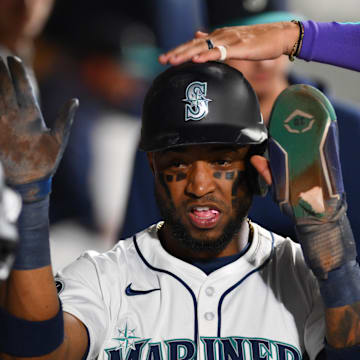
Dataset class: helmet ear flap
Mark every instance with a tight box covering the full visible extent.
[245,144,269,197]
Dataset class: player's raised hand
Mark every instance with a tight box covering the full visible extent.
[250,155,272,187]
[0,56,78,186]
[158,21,300,66]
[268,84,357,279]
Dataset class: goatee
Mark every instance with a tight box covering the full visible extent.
[155,188,252,253]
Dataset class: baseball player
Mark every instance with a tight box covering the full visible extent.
[0,57,360,360]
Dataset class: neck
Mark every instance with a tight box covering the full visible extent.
[158,219,251,262]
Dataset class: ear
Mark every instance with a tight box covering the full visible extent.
[147,152,155,174]
[250,155,272,186]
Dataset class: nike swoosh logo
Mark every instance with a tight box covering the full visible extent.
[125,283,160,296]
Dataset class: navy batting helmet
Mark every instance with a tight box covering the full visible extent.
[140,61,268,195]
[140,61,267,151]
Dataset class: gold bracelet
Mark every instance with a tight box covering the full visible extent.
[296,21,305,57]
[289,20,303,62]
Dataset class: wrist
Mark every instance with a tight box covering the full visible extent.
[13,196,51,270]
[319,260,360,308]
[0,300,64,357]
[284,20,302,57]
[295,208,357,279]
[12,176,52,203]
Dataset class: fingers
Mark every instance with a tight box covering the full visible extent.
[159,32,216,64]
[159,38,222,65]
[51,98,79,174]
[0,57,18,116]
[7,56,39,112]
[52,98,79,146]
[195,31,208,39]
[159,28,234,65]
[158,41,202,65]
[250,155,272,186]
[159,23,289,67]
[193,47,226,63]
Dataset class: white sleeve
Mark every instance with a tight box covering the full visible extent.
[304,275,326,360]
[55,251,110,359]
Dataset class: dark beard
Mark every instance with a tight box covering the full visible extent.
[155,185,252,254]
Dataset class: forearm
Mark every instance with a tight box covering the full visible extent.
[319,260,360,348]
[295,210,360,351]
[0,271,67,360]
[298,21,360,72]
[0,195,58,319]
[326,302,360,348]
[0,311,81,360]
[0,197,66,359]
[0,245,87,359]
[1,267,59,319]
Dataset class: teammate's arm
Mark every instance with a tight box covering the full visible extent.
[0,56,88,359]
[159,20,360,72]
[252,132,360,354]
[159,21,299,65]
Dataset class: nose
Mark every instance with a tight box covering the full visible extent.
[185,161,216,198]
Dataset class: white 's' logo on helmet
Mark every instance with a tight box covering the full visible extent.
[182,81,212,121]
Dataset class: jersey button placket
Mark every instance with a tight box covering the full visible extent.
[205,286,215,296]
[204,287,215,322]
[204,312,215,321]
[198,284,218,338]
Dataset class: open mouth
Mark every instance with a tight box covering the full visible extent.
[188,206,221,229]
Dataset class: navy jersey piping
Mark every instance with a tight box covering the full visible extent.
[133,235,199,346]
[217,231,275,337]
[81,325,90,360]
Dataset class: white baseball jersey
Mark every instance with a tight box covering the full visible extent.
[55,222,325,360]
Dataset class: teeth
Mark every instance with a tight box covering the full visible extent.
[194,207,209,211]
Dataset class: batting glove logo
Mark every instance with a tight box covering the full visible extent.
[284,110,315,134]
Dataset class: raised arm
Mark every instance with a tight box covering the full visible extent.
[159,20,360,72]
[268,84,360,357]
[0,56,87,360]
[159,21,299,65]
